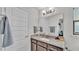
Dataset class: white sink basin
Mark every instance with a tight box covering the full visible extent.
[39,38,49,42]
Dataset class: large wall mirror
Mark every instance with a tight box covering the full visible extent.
[38,7,64,37]
[73,8,79,35]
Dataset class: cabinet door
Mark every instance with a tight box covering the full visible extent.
[31,43,36,51]
[37,45,47,51]
[37,41,47,47]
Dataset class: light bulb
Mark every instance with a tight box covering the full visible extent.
[42,10,46,15]
[49,7,55,12]
[49,7,53,10]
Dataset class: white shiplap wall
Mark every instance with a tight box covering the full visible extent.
[4,7,39,51]
[4,8,30,51]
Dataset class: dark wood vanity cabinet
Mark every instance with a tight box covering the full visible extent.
[31,38,63,51]
[31,43,36,51]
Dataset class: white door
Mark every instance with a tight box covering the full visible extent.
[5,8,30,51]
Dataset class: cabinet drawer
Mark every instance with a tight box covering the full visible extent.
[48,44,63,51]
[37,45,46,51]
[31,39,36,43]
[37,41,47,47]
[48,45,57,51]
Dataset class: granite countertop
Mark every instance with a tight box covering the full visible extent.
[31,35,65,48]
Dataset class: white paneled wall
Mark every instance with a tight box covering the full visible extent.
[2,7,39,51]
[28,8,39,34]
[4,8,29,51]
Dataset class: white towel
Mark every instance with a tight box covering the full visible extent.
[0,16,13,47]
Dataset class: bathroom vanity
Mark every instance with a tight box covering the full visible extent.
[31,35,64,51]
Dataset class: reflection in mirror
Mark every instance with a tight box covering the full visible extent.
[49,26,55,33]
[33,26,37,33]
[48,14,64,36]
[38,7,64,40]
[40,27,43,32]
[58,18,63,36]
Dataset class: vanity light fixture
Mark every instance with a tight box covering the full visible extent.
[42,7,56,16]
